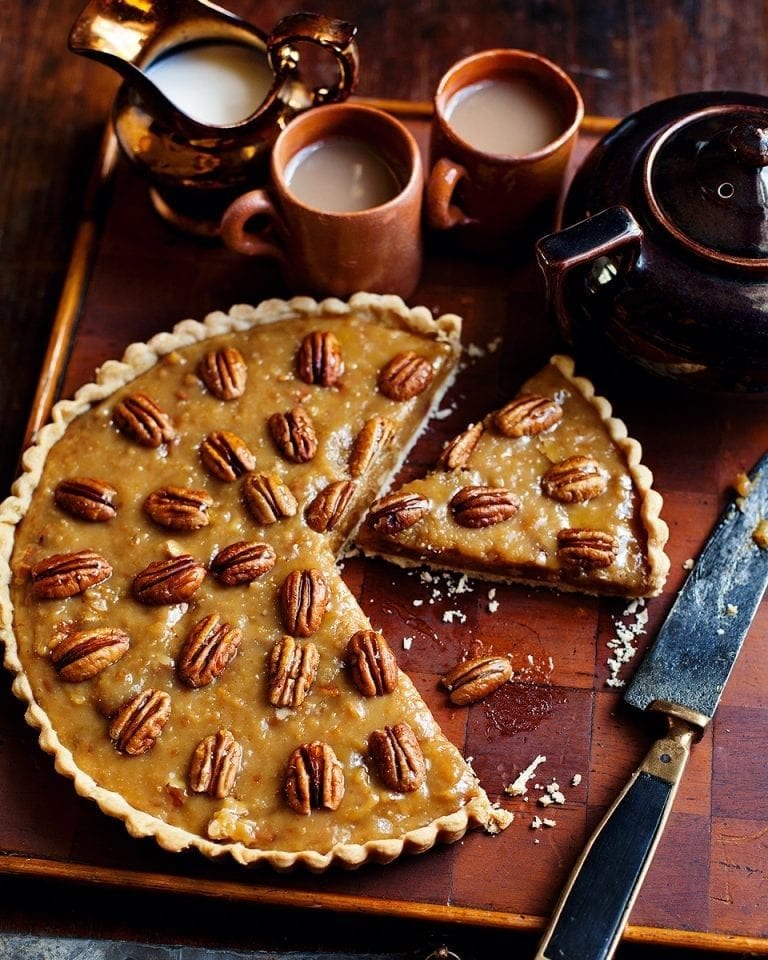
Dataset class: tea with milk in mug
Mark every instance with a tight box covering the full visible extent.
[445,77,566,155]
[284,137,402,213]
[145,42,274,126]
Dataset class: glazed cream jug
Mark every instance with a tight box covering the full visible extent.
[69,0,359,234]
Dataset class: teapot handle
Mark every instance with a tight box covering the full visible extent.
[268,13,359,106]
[536,206,643,341]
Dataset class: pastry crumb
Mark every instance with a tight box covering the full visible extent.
[682,557,694,570]
[505,754,547,797]
[571,773,582,787]
[402,636,413,650]
[753,519,768,549]
[606,598,648,688]
[725,603,738,616]
[486,804,515,834]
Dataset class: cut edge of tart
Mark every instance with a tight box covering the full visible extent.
[356,354,670,598]
[0,292,510,872]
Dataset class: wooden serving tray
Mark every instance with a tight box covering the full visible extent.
[3,103,767,955]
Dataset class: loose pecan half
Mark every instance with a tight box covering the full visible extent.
[284,741,344,815]
[541,455,608,503]
[268,406,318,463]
[305,480,357,533]
[280,569,329,637]
[557,528,618,568]
[369,722,425,793]
[449,485,520,528]
[377,351,435,401]
[132,554,206,605]
[366,491,430,535]
[30,550,112,599]
[177,613,242,688]
[109,688,171,756]
[268,635,320,708]
[242,472,298,525]
[493,393,563,438]
[296,330,345,387]
[198,346,247,400]
[113,392,175,447]
[50,626,130,682]
[199,430,256,482]
[437,422,484,471]
[346,630,398,697]
[189,729,243,798]
[210,540,276,586]
[143,486,213,530]
[54,477,118,522]
[441,654,513,705]
[349,416,395,477]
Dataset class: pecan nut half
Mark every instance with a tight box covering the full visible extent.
[210,540,276,586]
[143,486,213,530]
[189,729,243,798]
[132,554,206,605]
[541,455,608,503]
[199,430,257,482]
[280,568,329,637]
[30,550,112,599]
[50,626,130,682]
[198,346,248,400]
[369,722,425,793]
[177,613,242,688]
[441,654,513,705]
[366,491,430,536]
[268,406,318,463]
[377,351,435,401]
[493,393,563,438]
[437,421,484,471]
[346,630,398,697]
[109,688,171,756]
[113,392,175,447]
[349,416,395,477]
[557,528,618,568]
[296,330,345,387]
[449,485,520,528]
[242,472,298,525]
[284,741,344,815]
[305,480,357,533]
[267,635,320,708]
[54,477,118,522]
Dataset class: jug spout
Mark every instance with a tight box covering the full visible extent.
[68,0,255,80]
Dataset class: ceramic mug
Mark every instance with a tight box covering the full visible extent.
[220,103,424,298]
[426,49,584,254]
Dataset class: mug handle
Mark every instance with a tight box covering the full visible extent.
[267,13,360,105]
[426,157,477,230]
[220,191,286,261]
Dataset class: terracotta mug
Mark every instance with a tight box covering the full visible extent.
[427,49,584,254]
[220,103,423,299]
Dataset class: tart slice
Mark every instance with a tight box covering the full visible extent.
[0,293,507,872]
[357,355,669,598]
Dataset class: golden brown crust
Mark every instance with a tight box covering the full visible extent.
[0,293,497,872]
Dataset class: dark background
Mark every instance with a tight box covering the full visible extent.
[1,2,767,958]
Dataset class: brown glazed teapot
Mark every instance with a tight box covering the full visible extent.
[536,92,768,394]
[69,0,359,234]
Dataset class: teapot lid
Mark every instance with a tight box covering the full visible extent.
[644,104,768,267]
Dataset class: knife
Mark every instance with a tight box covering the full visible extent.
[534,451,768,960]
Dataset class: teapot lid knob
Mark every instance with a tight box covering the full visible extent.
[727,121,768,167]
[645,105,768,266]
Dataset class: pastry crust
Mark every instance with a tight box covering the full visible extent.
[357,354,670,598]
[0,293,505,872]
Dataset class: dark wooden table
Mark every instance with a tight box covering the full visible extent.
[1,2,766,958]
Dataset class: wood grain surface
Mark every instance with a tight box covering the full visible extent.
[2,3,768,959]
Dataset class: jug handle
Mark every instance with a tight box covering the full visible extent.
[268,13,359,106]
[535,206,643,341]
[426,158,479,230]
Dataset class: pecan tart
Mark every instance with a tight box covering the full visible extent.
[357,355,669,597]
[0,294,506,871]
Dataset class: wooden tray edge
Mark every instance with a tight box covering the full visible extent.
[0,854,764,955]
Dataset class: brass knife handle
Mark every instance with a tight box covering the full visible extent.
[533,718,697,960]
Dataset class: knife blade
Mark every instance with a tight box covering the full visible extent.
[534,451,768,960]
